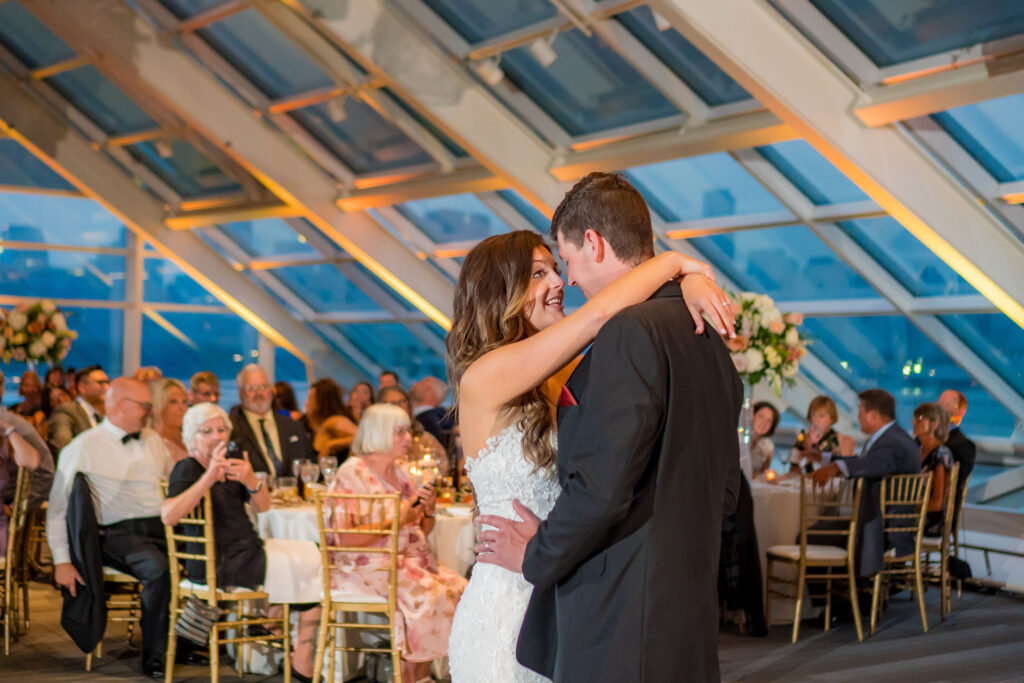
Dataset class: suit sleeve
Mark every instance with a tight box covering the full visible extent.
[839,439,912,479]
[47,407,74,455]
[522,315,665,592]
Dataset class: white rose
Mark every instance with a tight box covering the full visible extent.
[731,352,748,373]
[745,348,764,373]
[41,300,56,314]
[28,341,47,358]
[8,311,27,330]
[785,327,800,347]
[765,346,782,368]
[52,313,68,333]
[41,331,57,348]
[782,362,799,378]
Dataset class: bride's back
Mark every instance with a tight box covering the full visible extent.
[466,423,559,521]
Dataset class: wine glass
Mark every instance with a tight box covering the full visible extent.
[319,455,338,484]
[300,461,320,500]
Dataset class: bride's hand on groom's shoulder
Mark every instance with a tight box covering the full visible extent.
[680,274,736,338]
[475,500,540,574]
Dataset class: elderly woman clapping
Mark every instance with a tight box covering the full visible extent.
[162,403,322,681]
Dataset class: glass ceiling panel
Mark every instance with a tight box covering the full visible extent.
[933,93,1024,182]
[47,66,158,135]
[334,323,446,385]
[275,263,384,312]
[292,98,434,174]
[496,189,549,233]
[0,192,125,247]
[629,153,786,221]
[940,313,1024,396]
[841,217,977,297]
[423,0,558,43]
[159,0,232,19]
[0,140,77,192]
[141,311,258,393]
[198,8,334,99]
[127,139,242,197]
[383,88,468,158]
[219,218,319,258]
[803,315,1017,438]
[0,1,76,69]
[274,346,312,402]
[143,256,219,305]
[499,28,680,136]
[689,224,878,301]
[807,0,1024,68]
[0,249,124,300]
[398,194,512,243]
[757,140,868,205]
[616,6,751,106]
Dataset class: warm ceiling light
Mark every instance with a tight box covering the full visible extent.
[529,33,558,68]
[473,56,505,86]
[326,97,347,123]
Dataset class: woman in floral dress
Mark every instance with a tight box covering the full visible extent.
[328,403,466,683]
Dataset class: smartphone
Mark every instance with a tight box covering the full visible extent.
[226,440,243,460]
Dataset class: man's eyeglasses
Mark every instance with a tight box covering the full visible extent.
[122,397,153,412]
[243,384,271,393]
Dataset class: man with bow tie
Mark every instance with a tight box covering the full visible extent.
[48,377,176,678]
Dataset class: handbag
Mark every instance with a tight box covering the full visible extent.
[174,594,221,646]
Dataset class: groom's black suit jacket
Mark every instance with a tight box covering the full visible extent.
[517,283,742,683]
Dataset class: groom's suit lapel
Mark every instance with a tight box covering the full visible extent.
[555,352,591,486]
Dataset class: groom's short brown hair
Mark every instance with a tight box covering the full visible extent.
[550,172,655,265]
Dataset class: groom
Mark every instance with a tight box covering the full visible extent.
[477,172,742,682]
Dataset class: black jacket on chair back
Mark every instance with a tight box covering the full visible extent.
[60,472,106,653]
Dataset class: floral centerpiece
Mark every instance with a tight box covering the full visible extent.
[1,300,78,366]
[725,291,808,395]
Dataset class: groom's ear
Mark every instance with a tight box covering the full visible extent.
[583,228,605,262]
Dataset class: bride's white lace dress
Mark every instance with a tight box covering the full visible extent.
[448,424,560,682]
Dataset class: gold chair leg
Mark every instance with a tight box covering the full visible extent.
[236,601,245,678]
[312,604,329,683]
[824,567,833,633]
[869,573,882,636]
[210,624,220,683]
[914,558,928,633]
[791,565,805,644]
[391,614,403,683]
[282,603,292,683]
[165,608,178,683]
[940,550,950,621]
[326,612,338,683]
[848,566,864,642]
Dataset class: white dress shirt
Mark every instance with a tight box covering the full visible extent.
[76,396,102,428]
[47,419,172,564]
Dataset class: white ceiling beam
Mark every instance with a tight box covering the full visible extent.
[652,0,1024,330]
[25,0,455,329]
[310,311,431,324]
[0,69,359,382]
[336,167,505,212]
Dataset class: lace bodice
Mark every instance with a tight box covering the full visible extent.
[465,423,561,523]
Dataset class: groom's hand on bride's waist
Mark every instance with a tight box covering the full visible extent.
[475,500,540,574]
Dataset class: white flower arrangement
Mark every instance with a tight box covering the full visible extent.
[1,300,78,365]
[725,291,809,395]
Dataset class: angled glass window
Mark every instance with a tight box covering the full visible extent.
[127,139,241,197]
[347,262,418,313]
[423,0,558,43]
[0,1,76,68]
[0,250,124,300]
[198,8,334,99]
[334,323,446,384]
[808,0,1024,68]
[219,218,319,258]
[275,263,383,312]
[143,256,219,305]
[629,153,786,221]
[292,98,434,174]
[197,230,243,265]
[383,88,468,158]
[616,6,751,106]
[0,192,126,247]
[47,66,158,135]
[398,193,511,243]
[803,315,1017,437]
[841,217,977,297]
[940,313,1024,396]
[141,310,258,393]
[757,140,868,205]
[499,29,680,136]
[689,224,877,301]
[933,94,1024,182]
[274,346,311,402]
[496,189,550,233]
[159,0,234,19]
[0,140,77,192]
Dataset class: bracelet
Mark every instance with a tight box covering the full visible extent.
[423,513,435,519]
[246,480,263,495]
[2,426,15,438]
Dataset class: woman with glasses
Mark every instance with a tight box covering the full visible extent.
[327,403,467,683]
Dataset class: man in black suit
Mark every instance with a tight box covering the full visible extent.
[228,364,313,478]
[409,376,453,449]
[938,389,976,526]
[478,173,741,682]
[810,389,921,575]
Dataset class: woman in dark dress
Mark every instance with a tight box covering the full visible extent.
[163,403,321,681]
[912,402,953,537]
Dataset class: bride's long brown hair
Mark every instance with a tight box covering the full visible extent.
[446,230,556,469]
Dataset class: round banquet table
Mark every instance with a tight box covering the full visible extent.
[749,478,809,625]
[256,503,476,577]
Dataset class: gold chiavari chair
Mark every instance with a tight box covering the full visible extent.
[765,474,864,643]
[84,567,142,671]
[921,463,960,622]
[1,466,33,655]
[951,470,972,599]
[162,487,290,683]
[870,472,932,635]
[313,491,402,683]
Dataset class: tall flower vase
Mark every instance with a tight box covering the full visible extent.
[736,382,754,481]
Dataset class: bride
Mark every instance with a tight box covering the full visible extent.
[445,229,731,681]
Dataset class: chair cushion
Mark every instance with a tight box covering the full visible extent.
[103,566,139,581]
[329,590,388,605]
[766,544,848,562]
[920,536,942,550]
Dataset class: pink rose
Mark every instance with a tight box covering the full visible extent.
[725,334,750,353]
[784,312,804,326]
[355,554,370,566]
[768,319,785,334]
[731,353,748,373]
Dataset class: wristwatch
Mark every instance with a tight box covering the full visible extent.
[2,425,15,438]
[246,480,264,495]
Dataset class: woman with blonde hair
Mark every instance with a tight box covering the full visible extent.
[151,377,189,462]
[790,394,855,474]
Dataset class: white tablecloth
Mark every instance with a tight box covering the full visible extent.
[750,480,805,624]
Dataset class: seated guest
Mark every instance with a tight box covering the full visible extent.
[347,381,374,423]
[0,370,48,554]
[809,389,920,576]
[134,366,163,383]
[273,381,302,422]
[11,370,44,428]
[378,386,447,470]
[378,369,400,392]
[228,364,313,478]
[152,378,189,463]
[188,371,221,405]
[749,401,779,477]
[409,376,454,450]
[791,395,855,474]
[45,367,67,392]
[305,378,357,462]
[937,389,975,528]
[328,404,466,683]
[48,365,109,455]
[39,384,74,440]
[164,403,322,681]
[912,402,953,537]
[48,378,177,677]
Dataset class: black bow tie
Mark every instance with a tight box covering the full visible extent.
[122,432,142,444]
